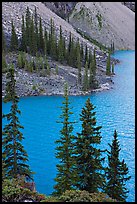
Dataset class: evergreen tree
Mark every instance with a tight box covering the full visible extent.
[30,16,37,55]
[55,64,59,75]
[80,43,84,64]
[84,44,88,65]
[75,38,81,68]
[105,130,131,202]
[83,61,89,91]
[2,54,7,73]
[25,6,31,51]
[74,98,106,192]
[34,6,38,52]
[54,84,77,195]
[58,25,64,63]
[44,27,48,55]
[10,20,18,51]
[49,19,56,59]
[89,61,94,89]
[111,63,115,74]
[2,64,33,180]
[67,32,74,66]
[20,15,26,51]
[93,49,97,76]
[106,52,111,75]
[38,17,45,54]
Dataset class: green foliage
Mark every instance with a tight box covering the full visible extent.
[10,20,18,51]
[17,52,26,69]
[105,130,131,202]
[2,178,45,202]
[40,196,60,202]
[74,98,106,192]
[96,13,102,30]
[54,84,78,195]
[111,63,115,74]
[38,17,45,54]
[59,190,117,202]
[83,60,89,91]
[55,65,59,75]
[59,190,92,202]
[106,52,111,75]
[2,54,7,73]
[20,15,26,51]
[2,64,33,180]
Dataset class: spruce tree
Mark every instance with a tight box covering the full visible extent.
[111,63,115,74]
[84,44,88,65]
[38,17,45,54]
[74,98,106,192]
[20,15,26,51]
[10,20,18,51]
[49,19,56,59]
[30,16,37,55]
[89,61,94,89]
[106,52,111,75]
[2,54,7,73]
[105,130,131,202]
[83,60,89,91]
[54,83,77,195]
[34,6,38,52]
[2,64,33,180]
[58,25,64,63]
[25,6,31,51]
[93,49,97,76]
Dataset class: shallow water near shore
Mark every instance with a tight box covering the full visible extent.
[2,50,135,202]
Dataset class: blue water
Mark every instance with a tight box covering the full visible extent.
[2,50,135,202]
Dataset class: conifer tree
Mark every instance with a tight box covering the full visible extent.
[54,84,77,195]
[84,44,88,65]
[20,15,26,51]
[25,6,31,50]
[111,63,114,74]
[58,25,64,63]
[74,98,106,192]
[105,130,131,202]
[34,6,38,52]
[80,43,84,64]
[2,63,33,180]
[30,16,37,55]
[55,65,59,75]
[10,20,18,51]
[49,19,57,59]
[93,49,97,76]
[83,61,89,91]
[38,17,45,54]
[106,52,111,75]
[89,61,94,89]
[44,27,48,56]
[67,32,74,66]
[2,54,7,73]
[75,38,81,68]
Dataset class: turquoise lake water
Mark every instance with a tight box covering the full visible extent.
[2,50,135,202]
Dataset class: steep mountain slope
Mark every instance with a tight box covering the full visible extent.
[69,2,135,50]
[2,2,98,52]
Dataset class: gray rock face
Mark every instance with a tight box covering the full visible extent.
[69,2,135,50]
